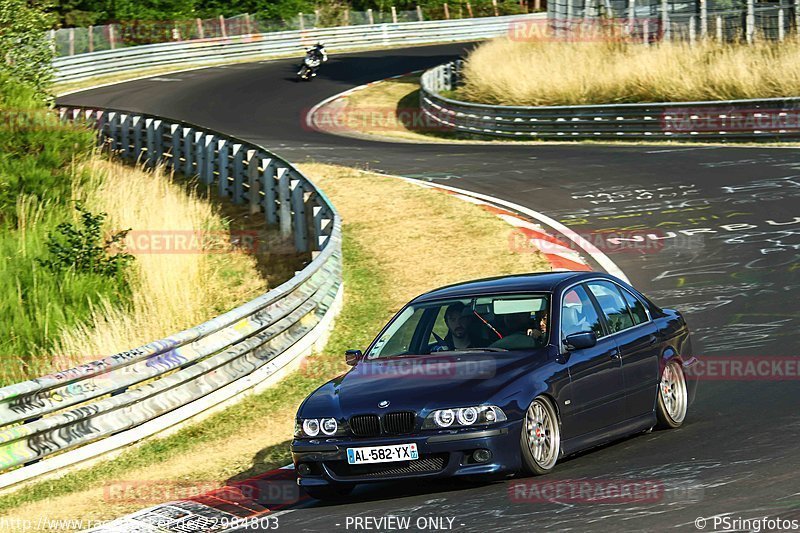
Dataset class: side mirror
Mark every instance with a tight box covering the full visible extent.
[564,331,597,351]
[345,349,363,366]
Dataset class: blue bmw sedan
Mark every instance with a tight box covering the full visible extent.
[292,271,696,500]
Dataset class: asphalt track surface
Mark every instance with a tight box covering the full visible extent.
[59,43,800,532]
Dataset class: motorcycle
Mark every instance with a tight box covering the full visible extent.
[297,54,322,81]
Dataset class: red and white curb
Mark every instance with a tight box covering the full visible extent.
[391,176,629,282]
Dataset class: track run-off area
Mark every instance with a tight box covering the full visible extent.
[59,43,800,532]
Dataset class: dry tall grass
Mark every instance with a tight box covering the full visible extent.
[458,36,800,106]
[53,158,266,365]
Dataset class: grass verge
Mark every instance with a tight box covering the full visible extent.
[458,36,800,106]
[0,164,549,530]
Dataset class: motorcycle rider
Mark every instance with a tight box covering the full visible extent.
[302,41,327,78]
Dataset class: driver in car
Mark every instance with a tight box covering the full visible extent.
[430,303,474,351]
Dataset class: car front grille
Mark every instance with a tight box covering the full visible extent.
[325,453,447,479]
[383,411,415,435]
[349,414,381,437]
[349,412,417,436]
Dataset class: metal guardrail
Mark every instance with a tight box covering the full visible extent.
[54,14,545,84]
[0,106,342,490]
[420,60,800,140]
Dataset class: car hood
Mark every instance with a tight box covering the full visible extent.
[300,350,548,417]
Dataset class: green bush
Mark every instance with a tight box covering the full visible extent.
[38,203,134,278]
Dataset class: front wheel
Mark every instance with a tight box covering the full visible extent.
[656,359,688,429]
[303,483,355,501]
[520,396,561,475]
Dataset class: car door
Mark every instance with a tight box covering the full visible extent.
[559,284,625,440]
[585,280,661,421]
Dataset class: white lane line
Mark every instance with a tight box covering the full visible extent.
[392,176,631,283]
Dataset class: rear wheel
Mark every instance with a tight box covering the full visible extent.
[656,359,688,429]
[303,483,355,501]
[520,396,560,475]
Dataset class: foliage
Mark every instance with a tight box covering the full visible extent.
[38,202,133,277]
[0,0,55,100]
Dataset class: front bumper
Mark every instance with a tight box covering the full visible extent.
[291,420,522,488]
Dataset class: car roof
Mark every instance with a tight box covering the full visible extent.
[412,271,610,303]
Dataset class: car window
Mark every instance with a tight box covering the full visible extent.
[618,286,649,325]
[428,306,450,345]
[367,293,550,358]
[587,281,636,333]
[369,306,426,358]
[561,286,604,339]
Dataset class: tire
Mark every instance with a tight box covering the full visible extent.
[656,359,688,429]
[303,483,355,501]
[520,396,561,475]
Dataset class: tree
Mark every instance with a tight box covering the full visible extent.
[0,0,55,100]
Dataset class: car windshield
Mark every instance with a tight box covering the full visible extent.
[366,293,550,359]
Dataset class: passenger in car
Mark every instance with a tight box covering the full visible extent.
[489,312,544,350]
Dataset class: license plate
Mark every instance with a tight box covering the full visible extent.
[346,443,419,464]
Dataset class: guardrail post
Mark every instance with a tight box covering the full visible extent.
[278,168,292,239]
[745,0,755,43]
[661,0,670,41]
[444,3,450,19]
[795,0,800,39]
[120,114,131,158]
[170,124,181,170]
[627,0,635,35]
[109,24,116,49]
[196,18,204,39]
[220,15,228,38]
[299,12,305,30]
[247,150,261,215]
[132,116,144,162]
[689,15,697,44]
[779,8,785,41]
[291,178,308,252]
[700,0,708,38]
[202,135,216,185]
[716,15,722,40]
[154,120,165,164]
[68,28,75,56]
[218,140,230,197]
[183,128,194,176]
[145,118,155,167]
[391,6,398,23]
[232,143,245,204]
[193,131,205,177]
[264,162,279,225]
[417,5,424,20]
[96,110,108,147]
[367,9,374,24]
[492,0,499,17]
[312,203,324,251]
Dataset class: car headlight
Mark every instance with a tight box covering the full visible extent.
[295,418,341,438]
[423,405,507,430]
